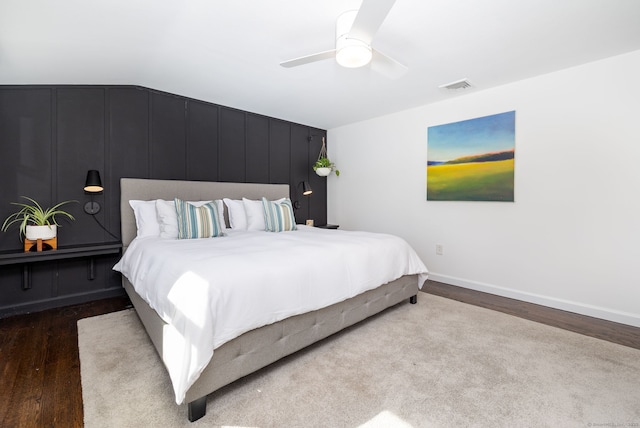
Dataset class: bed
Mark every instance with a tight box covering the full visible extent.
[114,178,428,422]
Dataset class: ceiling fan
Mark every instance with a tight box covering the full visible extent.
[279,0,408,79]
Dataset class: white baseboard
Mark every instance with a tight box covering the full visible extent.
[428,273,640,328]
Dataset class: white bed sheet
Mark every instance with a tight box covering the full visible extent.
[113,225,428,404]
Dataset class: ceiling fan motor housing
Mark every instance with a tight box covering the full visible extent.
[335,10,372,68]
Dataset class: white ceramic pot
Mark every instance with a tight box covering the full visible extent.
[315,167,332,176]
[25,225,57,240]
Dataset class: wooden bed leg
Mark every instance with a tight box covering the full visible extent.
[409,295,417,304]
[188,396,207,422]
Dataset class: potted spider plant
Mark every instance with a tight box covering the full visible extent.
[1,196,77,241]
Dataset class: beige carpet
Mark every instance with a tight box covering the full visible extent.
[78,293,640,427]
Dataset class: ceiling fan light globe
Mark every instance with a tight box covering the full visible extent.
[335,9,372,68]
[336,40,372,68]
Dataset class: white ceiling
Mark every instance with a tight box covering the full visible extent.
[1,0,639,129]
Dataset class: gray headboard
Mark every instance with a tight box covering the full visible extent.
[120,178,290,247]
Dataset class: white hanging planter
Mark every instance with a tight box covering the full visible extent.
[25,225,57,240]
[315,167,332,176]
[312,137,340,177]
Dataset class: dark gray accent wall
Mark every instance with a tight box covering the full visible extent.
[0,85,327,317]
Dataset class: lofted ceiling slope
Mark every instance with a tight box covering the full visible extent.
[1,0,640,129]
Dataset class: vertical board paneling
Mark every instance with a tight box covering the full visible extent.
[219,107,246,182]
[308,130,327,226]
[290,124,310,222]
[0,88,55,306]
[187,100,219,181]
[56,87,105,246]
[109,87,150,180]
[150,92,186,179]
[269,119,290,184]
[108,87,150,209]
[246,114,269,183]
[0,88,53,251]
[56,87,107,296]
[0,263,56,313]
[109,86,150,252]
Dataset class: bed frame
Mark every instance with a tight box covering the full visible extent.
[119,178,419,422]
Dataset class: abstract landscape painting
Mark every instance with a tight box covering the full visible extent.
[427,111,515,201]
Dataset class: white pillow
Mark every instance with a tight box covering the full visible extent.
[243,197,286,231]
[223,198,247,230]
[156,199,225,239]
[156,200,180,239]
[129,200,160,238]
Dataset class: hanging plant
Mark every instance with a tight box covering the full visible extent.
[313,137,340,176]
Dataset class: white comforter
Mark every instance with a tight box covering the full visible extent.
[113,226,428,404]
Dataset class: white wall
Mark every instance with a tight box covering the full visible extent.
[327,50,640,327]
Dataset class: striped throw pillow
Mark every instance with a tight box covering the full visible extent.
[262,197,297,232]
[175,198,224,239]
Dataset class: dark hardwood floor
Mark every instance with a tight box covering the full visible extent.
[424,281,640,350]
[0,295,131,428]
[1,280,638,427]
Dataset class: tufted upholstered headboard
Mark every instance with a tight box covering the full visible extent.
[119,178,290,248]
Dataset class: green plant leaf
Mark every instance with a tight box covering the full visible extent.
[313,157,338,173]
[1,197,77,239]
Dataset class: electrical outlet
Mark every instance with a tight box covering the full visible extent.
[436,244,443,255]
[306,219,314,226]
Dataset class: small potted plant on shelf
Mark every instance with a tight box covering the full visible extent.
[313,137,340,177]
[1,196,77,241]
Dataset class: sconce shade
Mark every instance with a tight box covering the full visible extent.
[293,181,313,210]
[302,181,313,196]
[84,170,103,193]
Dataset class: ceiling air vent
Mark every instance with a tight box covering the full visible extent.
[439,78,473,91]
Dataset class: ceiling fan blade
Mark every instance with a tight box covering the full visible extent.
[371,49,408,79]
[279,50,336,68]
[348,0,397,45]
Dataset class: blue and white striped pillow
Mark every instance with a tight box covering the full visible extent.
[175,198,224,239]
[262,197,297,232]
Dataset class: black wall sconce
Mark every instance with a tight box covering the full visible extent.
[293,181,313,209]
[302,181,313,196]
[83,170,103,215]
[83,170,120,241]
